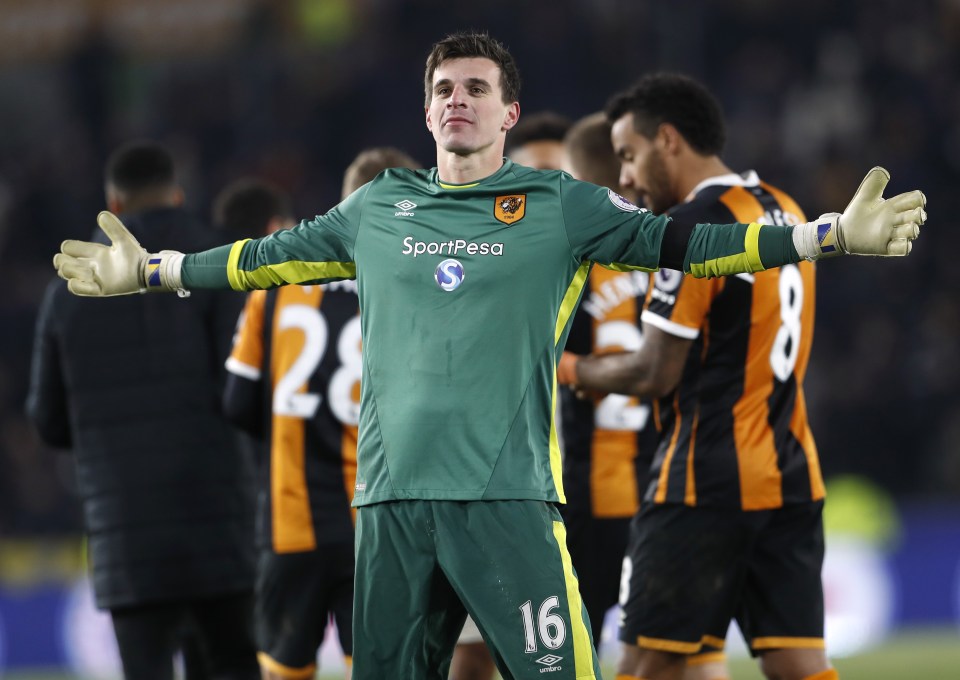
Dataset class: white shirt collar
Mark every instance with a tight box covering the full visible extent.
[685,170,760,202]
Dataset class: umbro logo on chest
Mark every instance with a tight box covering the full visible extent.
[394,200,416,217]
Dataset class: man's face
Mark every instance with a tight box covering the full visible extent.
[611,112,675,214]
[509,140,564,170]
[425,57,519,156]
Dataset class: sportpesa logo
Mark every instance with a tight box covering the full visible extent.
[435,259,465,291]
[401,236,504,257]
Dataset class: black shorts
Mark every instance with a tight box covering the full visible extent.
[562,512,630,642]
[255,545,354,676]
[618,501,825,656]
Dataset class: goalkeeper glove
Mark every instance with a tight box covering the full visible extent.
[793,166,926,259]
[53,211,188,297]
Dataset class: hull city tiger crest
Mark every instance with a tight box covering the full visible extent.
[494,194,526,225]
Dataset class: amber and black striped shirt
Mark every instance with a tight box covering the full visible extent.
[225,282,360,552]
[643,172,823,510]
[561,265,659,520]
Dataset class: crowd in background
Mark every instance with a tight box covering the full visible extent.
[1,0,958,536]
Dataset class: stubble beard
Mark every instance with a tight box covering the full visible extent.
[644,148,676,215]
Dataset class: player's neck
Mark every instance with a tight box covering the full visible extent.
[675,156,733,203]
[436,146,505,185]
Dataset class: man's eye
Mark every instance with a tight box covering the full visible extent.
[472,87,484,94]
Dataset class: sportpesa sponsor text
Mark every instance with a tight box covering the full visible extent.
[402,236,504,257]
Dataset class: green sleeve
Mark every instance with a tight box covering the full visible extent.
[559,174,669,271]
[182,244,233,289]
[682,222,802,278]
[182,182,367,292]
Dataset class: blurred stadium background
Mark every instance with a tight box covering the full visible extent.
[0,0,958,677]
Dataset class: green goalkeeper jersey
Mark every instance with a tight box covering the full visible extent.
[183,160,797,506]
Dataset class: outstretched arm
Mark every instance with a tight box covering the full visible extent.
[54,206,358,296]
[55,168,925,295]
[54,183,366,297]
[668,167,926,277]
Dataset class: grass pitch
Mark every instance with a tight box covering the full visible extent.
[4,627,958,679]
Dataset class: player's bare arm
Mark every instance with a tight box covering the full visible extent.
[558,323,692,397]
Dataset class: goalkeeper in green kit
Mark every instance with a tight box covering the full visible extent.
[54,32,926,680]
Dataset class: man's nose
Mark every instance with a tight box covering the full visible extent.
[619,167,635,188]
[447,85,468,107]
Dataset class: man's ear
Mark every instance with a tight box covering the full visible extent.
[425,106,434,132]
[656,123,684,156]
[502,101,520,132]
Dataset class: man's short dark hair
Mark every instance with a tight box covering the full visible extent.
[504,111,572,154]
[105,141,176,193]
[424,31,521,106]
[605,73,726,156]
[213,178,291,239]
[343,147,421,198]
